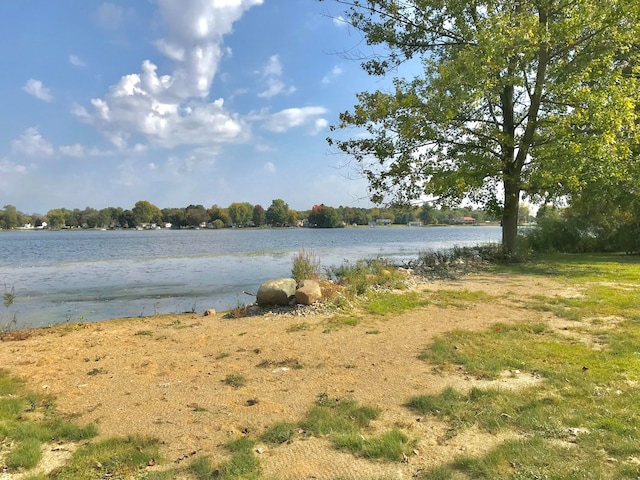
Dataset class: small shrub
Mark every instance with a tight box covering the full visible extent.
[291,248,321,285]
[260,422,296,444]
[327,258,407,296]
[223,374,246,388]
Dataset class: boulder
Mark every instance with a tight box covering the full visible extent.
[256,278,297,306]
[295,279,323,306]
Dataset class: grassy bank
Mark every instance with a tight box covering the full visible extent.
[0,252,638,479]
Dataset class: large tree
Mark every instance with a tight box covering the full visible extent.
[228,202,254,227]
[325,0,640,254]
[265,199,290,226]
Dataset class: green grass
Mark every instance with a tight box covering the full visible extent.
[365,291,429,316]
[328,258,409,296]
[286,322,311,332]
[52,435,160,479]
[223,373,247,388]
[412,254,640,478]
[425,289,494,308]
[300,396,380,436]
[333,428,414,461]
[259,395,410,464]
[326,315,360,327]
[0,369,98,472]
[188,437,260,480]
[260,421,297,444]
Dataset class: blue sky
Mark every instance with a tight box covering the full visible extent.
[0,1,396,214]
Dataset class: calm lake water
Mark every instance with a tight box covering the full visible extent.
[0,226,501,329]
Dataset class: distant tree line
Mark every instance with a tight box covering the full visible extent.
[0,199,506,230]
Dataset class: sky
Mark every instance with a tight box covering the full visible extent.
[0,1,399,214]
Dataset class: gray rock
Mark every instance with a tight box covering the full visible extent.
[295,279,323,305]
[256,278,297,306]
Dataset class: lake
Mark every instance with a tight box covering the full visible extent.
[0,226,501,329]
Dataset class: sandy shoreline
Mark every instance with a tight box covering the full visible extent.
[0,272,563,479]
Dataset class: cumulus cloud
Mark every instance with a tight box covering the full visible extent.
[322,64,343,84]
[77,0,263,150]
[262,107,328,133]
[11,128,54,156]
[22,79,53,102]
[69,54,87,67]
[311,118,329,135]
[58,144,109,158]
[0,159,27,174]
[257,54,295,98]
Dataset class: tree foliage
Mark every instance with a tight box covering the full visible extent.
[326,0,640,254]
[228,202,253,227]
[265,199,291,226]
[308,204,344,228]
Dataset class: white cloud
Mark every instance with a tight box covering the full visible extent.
[69,54,87,67]
[78,0,263,149]
[322,64,343,84]
[263,161,276,173]
[22,79,53,102]
[58,144,109,158]
[0,159,27,174]
[263,107,328,133]
[333,15,348,27]
[58,144,86,158]
[11,128,54,156]
[311,117,329,135]
[257,54,296,98]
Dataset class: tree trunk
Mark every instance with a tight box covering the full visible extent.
[502,178,520,256]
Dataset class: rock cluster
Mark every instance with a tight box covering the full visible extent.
[256,278,322,307]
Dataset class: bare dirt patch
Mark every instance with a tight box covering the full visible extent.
[0,273,570,479]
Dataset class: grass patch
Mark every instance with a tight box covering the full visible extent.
[134,330,153,336]
[52,435,160,479]
[0,370,98,473]
[300,395,380,436]
[215,352,231,360]
[223,374,246,388]
[412,254,640,478]
[325,315,360,328]
[199,437,259,480]
[365,291,429,316]
[286,322,311,332]
[260,421,297,445]
[256,358,303,369]
[426,289,494,308]
[333,428,414,461]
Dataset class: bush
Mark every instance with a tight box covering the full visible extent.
[291,248,321,285]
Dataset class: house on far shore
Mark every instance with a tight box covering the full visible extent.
[452,216,477,225]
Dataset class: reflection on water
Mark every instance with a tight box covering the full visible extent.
[0,226,501,328]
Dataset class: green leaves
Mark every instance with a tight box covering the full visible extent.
[328,0,640,254]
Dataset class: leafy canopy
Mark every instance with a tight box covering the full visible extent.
[326,0,640,252]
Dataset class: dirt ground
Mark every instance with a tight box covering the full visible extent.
[0,272,570,479]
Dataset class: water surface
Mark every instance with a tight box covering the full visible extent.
[0,226,501,328]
